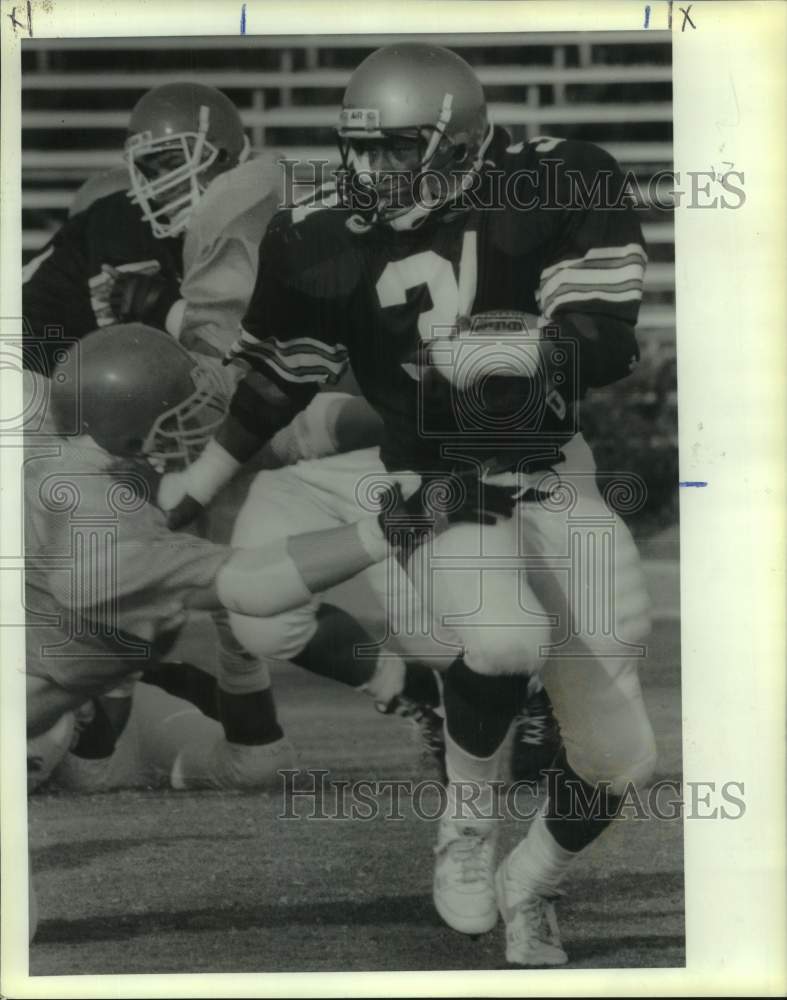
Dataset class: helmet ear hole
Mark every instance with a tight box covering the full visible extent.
[451,143,468,163]
[126,436,145,454]
[216,148,229,165]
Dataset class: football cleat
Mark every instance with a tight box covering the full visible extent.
[433,817,499,934]
[377,695,447,783]
[495,855,568,966]
[170,735,296,791]
[509,686,562,784]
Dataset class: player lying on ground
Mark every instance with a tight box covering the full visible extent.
[159,43,657,966]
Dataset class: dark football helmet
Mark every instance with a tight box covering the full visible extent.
[336,43,492,231]
[50,324,226,471]
[124,82,250,239]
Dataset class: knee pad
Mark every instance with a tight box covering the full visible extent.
[463,621,551,677]
[567,724,658,795]
[228,600,319,663]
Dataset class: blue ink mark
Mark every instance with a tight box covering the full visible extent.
[644,5,651,28]
[240,3,247,34]
[679,481,708,487]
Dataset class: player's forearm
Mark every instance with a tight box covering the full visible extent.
[218,370,315,463]
[189,519,391,618]
[557,311,640,390]
[272,393,384,464]
[166,370,312,517]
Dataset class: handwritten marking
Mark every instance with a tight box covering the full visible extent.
[643,5,651,28]
[240,2,247,34]
[680,4,696,30]
[679,481,708,487]
[668,0,673,28]
[6,1,33,36]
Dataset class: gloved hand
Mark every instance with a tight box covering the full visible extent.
[107,268,181,330]
[378,470,517,549]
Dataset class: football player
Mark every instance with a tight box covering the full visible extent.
[23,81,411,783]
[159,43,658,966]
[25,324,486,775]
[22,82,257,376]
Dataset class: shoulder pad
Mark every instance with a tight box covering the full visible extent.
[190,156,282,247]
[504,136,622,174]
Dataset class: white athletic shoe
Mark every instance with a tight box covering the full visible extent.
[171,736,296,791]
[433,818,499,934]
[495,854,568,966]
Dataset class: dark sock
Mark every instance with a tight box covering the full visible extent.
[292,604,378,688]
[443,656,528,758]
[545,746,623,852]
[401,663,441,707]
[71,699,122,759]
[217,687,283,746]
[141,662,221,721]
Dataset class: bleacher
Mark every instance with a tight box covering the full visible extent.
[21,32,674,331]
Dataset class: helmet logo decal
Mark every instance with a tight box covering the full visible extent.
[339,108,381,131]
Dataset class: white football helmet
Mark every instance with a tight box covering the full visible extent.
[125,82,250,239]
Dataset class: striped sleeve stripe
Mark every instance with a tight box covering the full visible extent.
[232,338,348,383]
[539,264,645,313]
[232,329,348,363]
[269,335,348,364]
[254,354,339,385]
[543,287,644,317]
[540,243,647,283]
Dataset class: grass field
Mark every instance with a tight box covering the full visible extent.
[29,615,683,975]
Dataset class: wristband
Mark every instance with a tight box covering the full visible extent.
[184,439,242,505]
[355,515,393,562]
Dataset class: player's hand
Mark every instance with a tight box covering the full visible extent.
[378,471,517,547]
[108,270,181,329]
[165,495,205,530]
[157,471,205,530]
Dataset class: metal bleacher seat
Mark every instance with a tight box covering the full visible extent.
[21,31,673,329]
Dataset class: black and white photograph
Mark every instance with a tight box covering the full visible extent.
[1,1,784,996]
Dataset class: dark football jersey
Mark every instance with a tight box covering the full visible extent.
[23,191,183,375]
[233,129,647,473]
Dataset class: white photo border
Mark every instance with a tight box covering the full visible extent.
[1,1,785,997]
